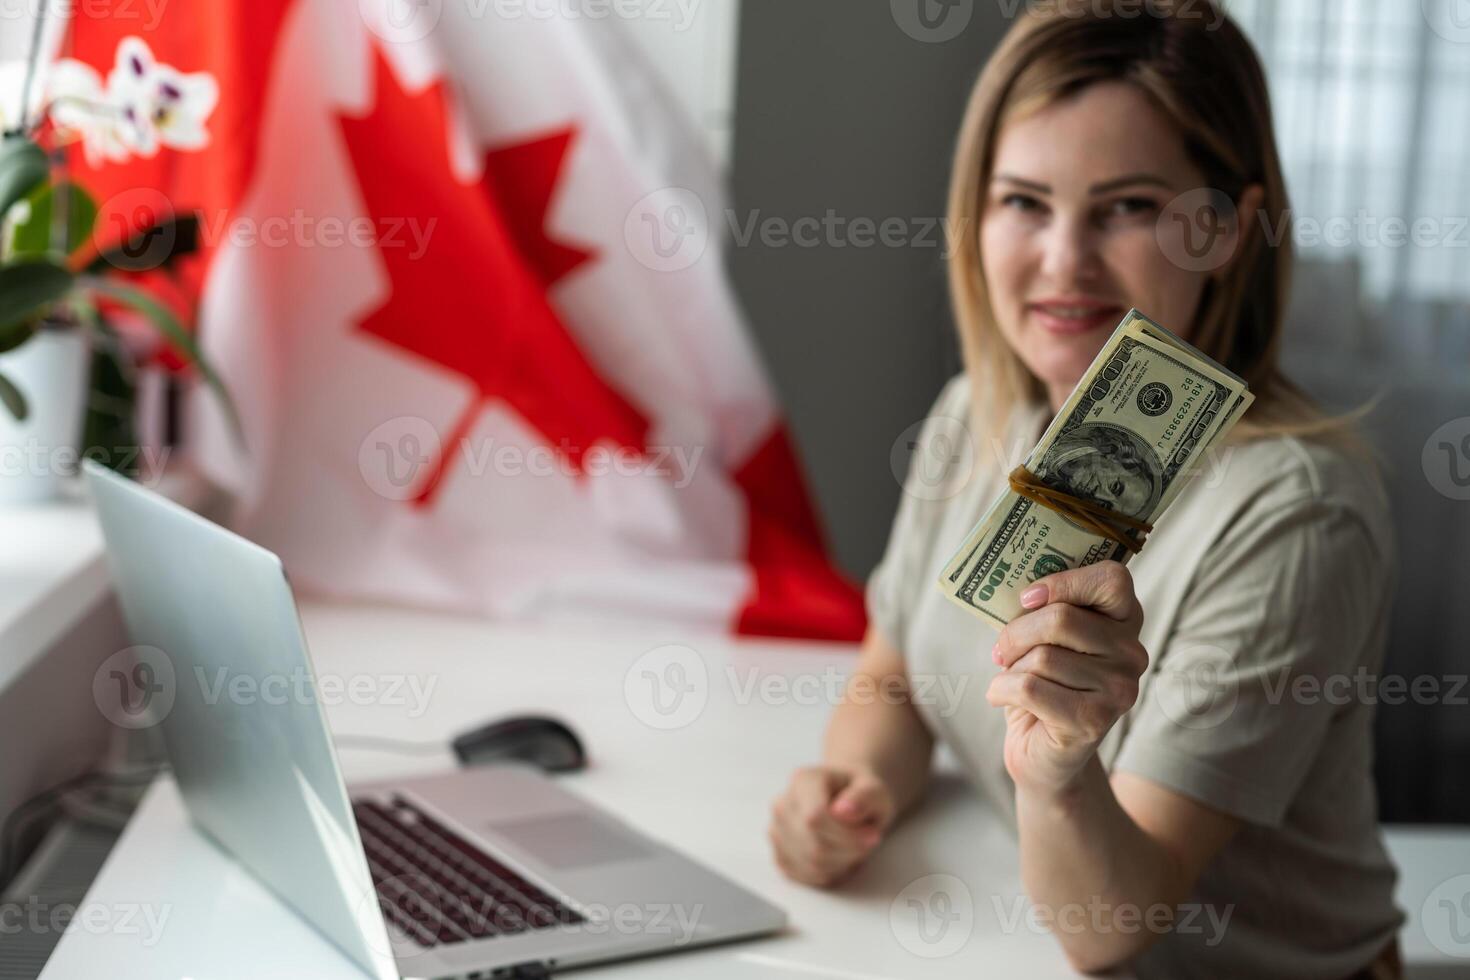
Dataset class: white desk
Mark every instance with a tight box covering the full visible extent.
[38,600,1083,979]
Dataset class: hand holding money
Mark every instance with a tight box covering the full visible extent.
[986,559,1149,794]
[937,309,1254,629]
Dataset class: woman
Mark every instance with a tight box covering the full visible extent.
[767,2,1403,978]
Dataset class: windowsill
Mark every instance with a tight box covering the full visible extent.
[0,464,217,695]
[0,484,109,694]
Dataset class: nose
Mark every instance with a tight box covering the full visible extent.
[1039,213,1102,287]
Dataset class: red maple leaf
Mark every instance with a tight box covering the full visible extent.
[339,50,649,506]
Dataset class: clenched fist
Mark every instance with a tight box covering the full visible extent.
[768,765,895,888]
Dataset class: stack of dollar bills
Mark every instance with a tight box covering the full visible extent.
[938,309,1254,630]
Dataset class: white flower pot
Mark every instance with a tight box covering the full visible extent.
[0,328,90,504]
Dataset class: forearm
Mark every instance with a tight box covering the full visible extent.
[822,672,934,817]
[1014,757,1188,973]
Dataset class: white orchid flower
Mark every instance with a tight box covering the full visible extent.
[106,36,218,158]
[47,58,131,166]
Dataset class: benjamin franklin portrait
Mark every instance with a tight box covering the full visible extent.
[1046,422,1163,521]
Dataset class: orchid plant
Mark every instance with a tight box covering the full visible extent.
[0,21,236,449]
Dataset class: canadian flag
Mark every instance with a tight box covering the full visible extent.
[61,0,866,640]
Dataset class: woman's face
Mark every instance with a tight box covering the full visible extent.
[980,81,1223,411]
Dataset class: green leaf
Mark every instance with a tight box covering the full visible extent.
[0,370,28,421]
[0,318,36,354]
[9,182,98,259]
[82,336,139,474]
[0,258,73,332]
[80,276,245,448]
[0,134,48,222]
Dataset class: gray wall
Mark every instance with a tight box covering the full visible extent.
[728,0,1010,578]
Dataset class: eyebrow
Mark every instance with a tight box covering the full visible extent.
[993,172,1174,195]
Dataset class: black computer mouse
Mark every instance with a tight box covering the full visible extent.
[451,715,586,773]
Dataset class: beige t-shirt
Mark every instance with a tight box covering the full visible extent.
[869,373,1403,980]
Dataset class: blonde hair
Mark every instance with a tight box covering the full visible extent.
[946,0,1375,453]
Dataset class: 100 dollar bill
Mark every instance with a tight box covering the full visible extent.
[937,309,1254,630]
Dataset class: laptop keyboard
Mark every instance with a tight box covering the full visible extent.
[352,796,585,948]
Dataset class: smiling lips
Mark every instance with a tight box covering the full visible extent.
[1028,299,1124,336]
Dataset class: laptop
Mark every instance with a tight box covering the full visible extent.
[83,460,785,980]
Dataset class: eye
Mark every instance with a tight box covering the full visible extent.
[1110,480,1126,498]
[1000,192,1048,216]
[1105,196,1160,218]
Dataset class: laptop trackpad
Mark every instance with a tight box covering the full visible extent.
[490,813,655,870]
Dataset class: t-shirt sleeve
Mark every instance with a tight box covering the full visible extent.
[1112,490,1392,827]
[865,376,973,652]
